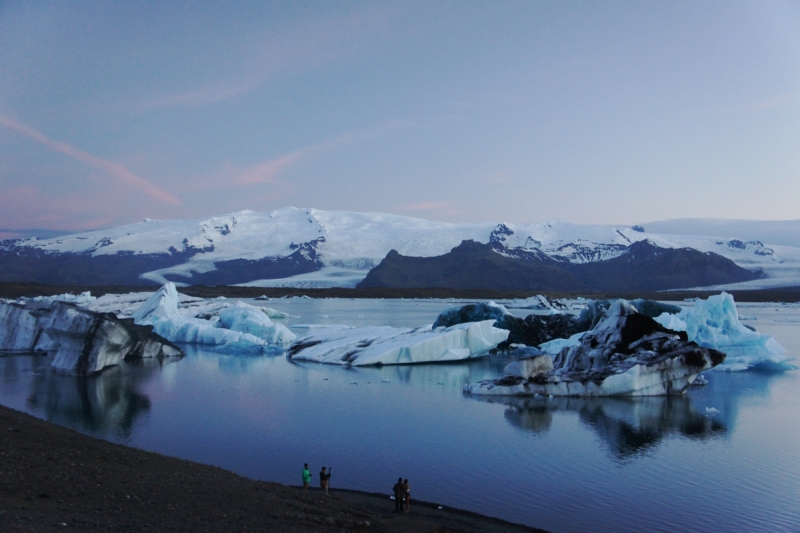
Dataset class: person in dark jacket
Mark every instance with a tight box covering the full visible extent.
[319,466,332,494]
[392,477,405,512]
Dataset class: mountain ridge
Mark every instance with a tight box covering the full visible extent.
[1,207,798,290]
[357,240,761,292]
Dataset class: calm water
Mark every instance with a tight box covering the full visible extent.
[1,299,799,533]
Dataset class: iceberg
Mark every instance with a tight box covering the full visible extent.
[0,300,181,374]
[215,302,296,344]
[506,295,570,311]
[654,292,791,371]
[287,320,509,366]
[133,283,295,352]
[465,301,725,397]
[432,301,510,329]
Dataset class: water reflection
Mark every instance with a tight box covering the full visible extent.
[24,357,177,441]
[474,395,726,459]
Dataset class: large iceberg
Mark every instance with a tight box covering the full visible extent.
[654,292,791,371]
[287,320,509,366]
[0,300,181,375]
[133,283,295,352]
[465,301,725,397]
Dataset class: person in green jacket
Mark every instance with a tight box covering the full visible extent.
[302,463,311,490]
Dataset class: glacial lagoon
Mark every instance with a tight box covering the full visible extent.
[1,298,799,533]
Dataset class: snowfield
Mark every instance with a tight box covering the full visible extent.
[7,206,800,289]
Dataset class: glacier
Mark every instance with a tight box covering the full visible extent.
[654,292,792,371]
[465,301,725,397]
[287,320,509,366]
[133,283,296,352]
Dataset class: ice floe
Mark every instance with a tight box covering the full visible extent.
[287,319,509,366]
[654,292,792,371]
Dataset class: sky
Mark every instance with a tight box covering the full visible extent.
[1,1,799,234]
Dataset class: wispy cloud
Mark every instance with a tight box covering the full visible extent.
[140,6,399,111]
[230,119,414,186]
[0,113,182,205]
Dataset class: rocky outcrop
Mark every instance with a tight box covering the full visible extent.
[0,300,181,375]
[465,301,726,397]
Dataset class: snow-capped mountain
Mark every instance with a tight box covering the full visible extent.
[2,206,799,290]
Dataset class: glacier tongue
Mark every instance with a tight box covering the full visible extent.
[287,320,509,366]
[133,283,295,351]
[654,292,791,371]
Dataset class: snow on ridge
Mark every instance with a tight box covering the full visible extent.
[7,207,800,289]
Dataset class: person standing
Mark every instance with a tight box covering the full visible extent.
[403,479,410,513]
[319,466,332,494]
[392,477,405,513]
[302,463,311,490]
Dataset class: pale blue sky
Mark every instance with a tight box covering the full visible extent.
[1,1,799,232]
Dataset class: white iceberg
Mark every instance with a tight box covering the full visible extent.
[287,319,509,366]
[133,283,294,352]
[654,292,791,371]
[261,307,293,319]
[215,302,296,344]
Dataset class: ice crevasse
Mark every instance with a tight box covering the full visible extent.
[654,292,791,371]
[133,283,296,351]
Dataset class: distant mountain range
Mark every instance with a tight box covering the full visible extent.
[357,239,761,292]
[1,207,798,291]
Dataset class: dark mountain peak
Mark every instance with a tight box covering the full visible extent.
[489,224,514,244]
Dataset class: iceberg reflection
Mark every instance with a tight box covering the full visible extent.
[25,357,177,441]
[475,395,726,459]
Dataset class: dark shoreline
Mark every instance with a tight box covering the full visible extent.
[0,404,546,532]
[2,281,800,302]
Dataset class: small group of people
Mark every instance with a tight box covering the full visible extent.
[392,477,410,513]
[301,463,332,494]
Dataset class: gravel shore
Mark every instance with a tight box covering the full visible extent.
[0,404,547,532]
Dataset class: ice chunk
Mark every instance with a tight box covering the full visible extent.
[261,307,292,319]
[465,301,725,397]
[504,355,553,379]
[215,302,296,344]
[539,331,585,355]
[654,292,791,371]
[133,283,292,352]
[288,320,509,366]
[432,301,510,329]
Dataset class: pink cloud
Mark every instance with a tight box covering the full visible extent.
[0,113,182,205]
[230,119,413,186]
